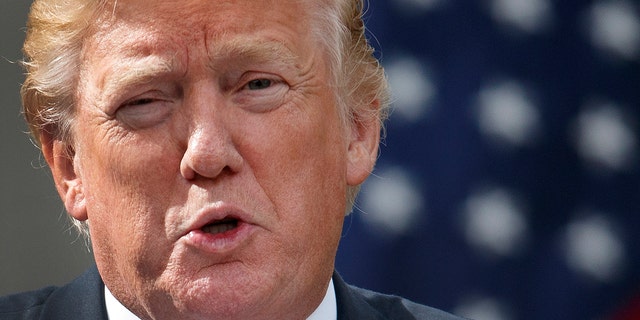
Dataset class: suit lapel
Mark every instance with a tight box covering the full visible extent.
[333,272,386,320]
[40,265,108,320]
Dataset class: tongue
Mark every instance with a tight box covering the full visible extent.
[202,220,238,235]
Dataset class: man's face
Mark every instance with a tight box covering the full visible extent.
[46,1,378,319]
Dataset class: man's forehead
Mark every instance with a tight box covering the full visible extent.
[103,0,313,26]
[92,37,300,88]
[87,0,312,56]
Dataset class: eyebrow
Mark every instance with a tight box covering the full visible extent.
[100,55,176,99]
[207,38,300,70]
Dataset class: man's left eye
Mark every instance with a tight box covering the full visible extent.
[232,75,288,113]
[246,79,272,90]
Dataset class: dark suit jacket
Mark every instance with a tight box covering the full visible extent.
[0,266,464,319]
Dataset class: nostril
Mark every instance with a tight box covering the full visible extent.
[179,155,196,180]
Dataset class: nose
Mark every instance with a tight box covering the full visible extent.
[179,106,243,181]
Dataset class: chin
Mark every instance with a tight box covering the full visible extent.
[154,265,280,320]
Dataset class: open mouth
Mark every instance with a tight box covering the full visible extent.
[184,210,253,253]
[201,218,239,235]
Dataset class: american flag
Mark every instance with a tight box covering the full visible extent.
[336,1,640,319]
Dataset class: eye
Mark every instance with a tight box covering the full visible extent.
[233,75,288,113]
[116,95,173,129]
[126,98,155,106]
[246,78,272,90]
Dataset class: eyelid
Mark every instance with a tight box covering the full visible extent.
[122,97,155,107]
[230,73,289,113]
[104,76,181,109]
[116,100,173,129]
[235,71,285,88]
[113,88,177,129]
[114,85,177,110]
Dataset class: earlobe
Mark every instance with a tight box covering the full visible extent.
[40,134,88,221]
[346,102,382,186]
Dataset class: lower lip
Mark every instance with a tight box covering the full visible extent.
[184,222,255,253]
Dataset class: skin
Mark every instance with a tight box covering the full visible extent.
[41,1,381,319]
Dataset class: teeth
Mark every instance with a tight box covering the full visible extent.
[202,221,237,235]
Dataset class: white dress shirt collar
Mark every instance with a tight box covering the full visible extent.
[104,285,139,320]
[307,278,337,320]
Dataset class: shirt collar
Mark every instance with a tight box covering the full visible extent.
[307,278,337,320]
[104,278,337,320]
[104,285,139,320]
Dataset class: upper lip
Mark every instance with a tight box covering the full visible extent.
[182,201,253,237]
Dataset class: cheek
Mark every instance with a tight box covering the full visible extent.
[240,103,348,232]
[76,122,183,266]
[78,112,182,195]
[81,139,179,210]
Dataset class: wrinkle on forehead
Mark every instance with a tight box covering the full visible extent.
[79,0,328,112]
[89,0,315,60]
[105,0,312,29]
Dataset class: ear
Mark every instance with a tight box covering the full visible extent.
[346,100,382,186]
[40,133,88,221]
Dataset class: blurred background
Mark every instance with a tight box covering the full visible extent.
[0,0,94,300]
[2,1,639,319]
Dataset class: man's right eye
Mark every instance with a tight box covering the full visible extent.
[116,95,173,129]
[126,98,155,105]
